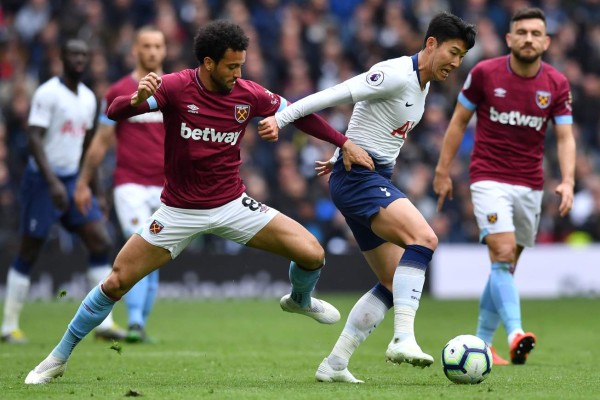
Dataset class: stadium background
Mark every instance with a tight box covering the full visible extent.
[0,0,599,298]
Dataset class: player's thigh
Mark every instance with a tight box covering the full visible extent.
[513,187,543,248]
[247,213,324,268]
[370,198,438,249]
[18,169,60,239]
[470,181,516,243]
[362,242,404,290]
[74,219,112,254]
[138,204,211,258]
[106,234,171,295]
[114,184,162,237]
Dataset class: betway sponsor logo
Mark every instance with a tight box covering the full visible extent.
[490,107,546,131]
[180,123,241,145]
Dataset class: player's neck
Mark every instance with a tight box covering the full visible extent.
[133,68,162,81]
[508,56,542,78]
[60,75,80,93]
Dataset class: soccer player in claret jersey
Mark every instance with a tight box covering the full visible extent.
[24,20,373,384]
[259,12,476,382]
[434,7,576,365]
[74,26,167,343]
[0,39,125,344]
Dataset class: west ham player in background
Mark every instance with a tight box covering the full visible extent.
[1,40,123,343]
[24,20,374,384]
[434,7,575,365]
[259,12,476,383]
[74,26,167,343]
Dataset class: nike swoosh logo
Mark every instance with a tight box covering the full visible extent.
[412,289,422,293]
[405,102,414,107]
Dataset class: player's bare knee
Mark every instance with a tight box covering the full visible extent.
[419,231,438,251]
[103,264,131,296]
[297,242,325,270]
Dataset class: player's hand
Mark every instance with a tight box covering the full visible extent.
[74,180,93,215]
[433,171,453,212]
[257,116,280,142]
[315,160,334,177]
[131,72,161,107]
[341,140,374,172]
[49,178,69,212]
[555,181,574,217]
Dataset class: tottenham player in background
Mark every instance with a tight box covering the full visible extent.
[74,26,167,344]
[24,20,374,384]
[434,7,575,366]
[1,40,123,343]
[259,12,476,383]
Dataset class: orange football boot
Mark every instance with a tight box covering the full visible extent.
[489,346,509,365]
[509,332,536,364]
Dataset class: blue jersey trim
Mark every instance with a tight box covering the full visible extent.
[147,96,158,110]
[554,115,572,125]
[277,96,288,113]
[98,114,116,126]
[411,54,421,87]
[458,92,477,111]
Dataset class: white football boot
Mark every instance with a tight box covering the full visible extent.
[315,358,364,383]
[385,337,434,368]
[279,294,340,324]
[24,354,67,384]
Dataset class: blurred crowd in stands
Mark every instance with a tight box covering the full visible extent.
[0,0,599,257]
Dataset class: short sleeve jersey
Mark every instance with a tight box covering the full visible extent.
[100,75,165,187]
[27,77,96,176]
[149,69,282,209]
[344,55,429,166]
[459,56,573,190]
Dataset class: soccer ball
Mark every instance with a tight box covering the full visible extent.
[441,334,492,384]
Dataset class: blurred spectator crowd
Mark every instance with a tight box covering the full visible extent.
[0,0,599,257]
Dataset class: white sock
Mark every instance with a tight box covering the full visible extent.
[328,290,388,370]
[392,266,425,342]
[2,269,31,335]
[87,265,115,330]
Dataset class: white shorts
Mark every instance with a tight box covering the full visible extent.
[470,180,542,248]
[114,183,163,237]
[139,193,279,258]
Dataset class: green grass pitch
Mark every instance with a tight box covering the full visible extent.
[1,295,598,399]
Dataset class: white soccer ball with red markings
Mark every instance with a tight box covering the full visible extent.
[441,334,492,384]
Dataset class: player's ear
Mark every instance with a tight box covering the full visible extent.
[203,57,214,72]
[425,37,438,52]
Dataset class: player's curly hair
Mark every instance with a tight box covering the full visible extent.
[193,20,249,64]
[424,12,476,50]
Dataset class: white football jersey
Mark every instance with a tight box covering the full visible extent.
[344,55,429,165]
[27,77,96,176]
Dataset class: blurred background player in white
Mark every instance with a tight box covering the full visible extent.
[259,12,476,383]
[23,20,374,384]
[74,26,167,344]
[1,39,124,343]
[434,7,575,365]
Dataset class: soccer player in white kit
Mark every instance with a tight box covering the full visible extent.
[24,20,374,384]
[75,26,167,343]
[259,12,476,382]
[0,40,123,343]
[434,7,575,365]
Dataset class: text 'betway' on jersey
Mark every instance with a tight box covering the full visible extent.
[489,107,546,131]
[180,123,242,145]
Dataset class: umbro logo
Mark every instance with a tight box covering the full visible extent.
[494,88,506,98]
[187,104,199,114]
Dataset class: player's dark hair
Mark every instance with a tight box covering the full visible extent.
[511,7,546,25]
[60,38,88,59]
[193,20,249,64]
[423,12,476,50]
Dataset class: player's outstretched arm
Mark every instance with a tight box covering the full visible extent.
[434,102,474,212]
[554,123,576,217]
[75,123,116,215]
[107,73,161,120]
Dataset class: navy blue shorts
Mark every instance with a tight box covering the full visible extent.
[329,159,406,251]
[19,169,103,238]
